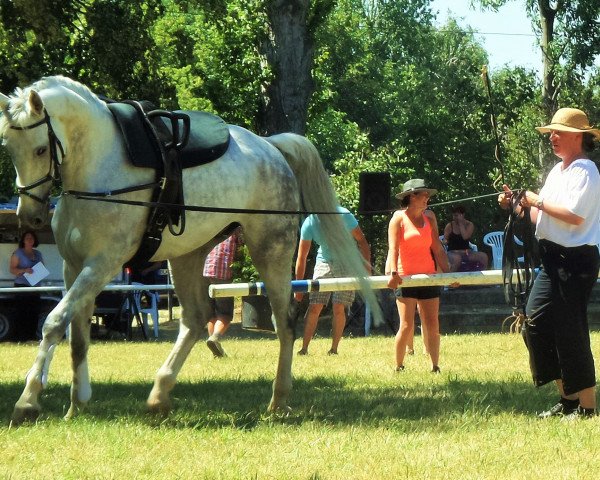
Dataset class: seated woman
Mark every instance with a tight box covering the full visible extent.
[443,205,488,272]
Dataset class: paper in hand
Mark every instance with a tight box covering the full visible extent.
[23,262,50,286]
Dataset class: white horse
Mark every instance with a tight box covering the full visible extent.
[0,76,379,424]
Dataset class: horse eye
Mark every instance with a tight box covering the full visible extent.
[36,146,47,156]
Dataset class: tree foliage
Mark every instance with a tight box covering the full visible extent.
[476,0,600,168]
[0,0,598,271]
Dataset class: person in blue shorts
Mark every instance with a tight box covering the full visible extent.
[294,206,371,355]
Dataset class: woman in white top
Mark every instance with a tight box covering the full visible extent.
[499,108,600,419]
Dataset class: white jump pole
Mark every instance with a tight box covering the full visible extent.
[208,269,534,298]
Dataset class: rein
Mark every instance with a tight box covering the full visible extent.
[481,65,538,327]
[502,191,537,314]
[10,108,64,205]
[63,194,354,216]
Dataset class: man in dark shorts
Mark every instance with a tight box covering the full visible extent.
[203,230,241,357]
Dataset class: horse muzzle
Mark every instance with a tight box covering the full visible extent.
[16,199,50,229]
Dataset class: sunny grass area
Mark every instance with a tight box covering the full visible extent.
[1,310,600,479]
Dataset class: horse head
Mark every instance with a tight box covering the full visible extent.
[0,83,65,229]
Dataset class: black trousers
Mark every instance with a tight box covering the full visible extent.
[13,283,41,341]
[523,240,599,396]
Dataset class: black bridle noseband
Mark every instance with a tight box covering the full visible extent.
[10,108,64,204]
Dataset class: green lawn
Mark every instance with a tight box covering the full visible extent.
[1,322,599,479]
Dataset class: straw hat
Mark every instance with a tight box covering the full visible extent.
[395,178,437,200]
[536,108,600,139]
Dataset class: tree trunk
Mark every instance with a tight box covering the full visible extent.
[258,0,314,136]
[537,0,557,172]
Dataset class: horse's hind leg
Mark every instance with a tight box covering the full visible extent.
[147,249,211,415]
[245,227,296,413]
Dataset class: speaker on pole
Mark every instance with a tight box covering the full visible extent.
[358,172,391,215]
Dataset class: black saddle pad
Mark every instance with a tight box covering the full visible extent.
[108,103,230,170]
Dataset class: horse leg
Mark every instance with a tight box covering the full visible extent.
[11,299,72,425]
[245,231,296,413]
[11,261,112,424]
[63,299,95,420]
[147,249,211,415]
[11,265,77,425]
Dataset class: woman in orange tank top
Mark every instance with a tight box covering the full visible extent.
[386,179,452,373]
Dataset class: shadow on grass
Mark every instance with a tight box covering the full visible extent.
[0,373,551,429]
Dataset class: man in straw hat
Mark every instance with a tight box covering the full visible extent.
[499,107,600,419]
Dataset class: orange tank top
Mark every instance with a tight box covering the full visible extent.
[397,212,436,275]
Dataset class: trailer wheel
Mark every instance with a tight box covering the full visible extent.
[37,300,61,340]
[0,307,16,342]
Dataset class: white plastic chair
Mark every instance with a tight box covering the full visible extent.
[483,231,525,270]
[513,235,525,265]
[131,282,160,339]
[483,231,504,270]
[439,235,448,251]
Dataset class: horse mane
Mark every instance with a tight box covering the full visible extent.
[1,75,103,134]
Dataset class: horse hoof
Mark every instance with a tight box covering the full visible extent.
[63,406,78,420]
[267,402,292,416]
[11,404,41,426]
[147,399,171,417]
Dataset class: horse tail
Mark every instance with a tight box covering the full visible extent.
[266,133,383,326]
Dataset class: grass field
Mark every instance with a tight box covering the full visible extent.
[1,312,599,479]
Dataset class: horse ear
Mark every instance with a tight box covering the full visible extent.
[28,90,44,116]
[0,92,8,110]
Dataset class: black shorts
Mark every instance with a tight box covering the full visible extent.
[208,297,234,319]
[204,278,234,319]
[395,286,441,300]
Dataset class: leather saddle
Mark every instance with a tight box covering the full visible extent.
[107,101,231,269]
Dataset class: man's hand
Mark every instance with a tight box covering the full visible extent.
[498,184,512,210]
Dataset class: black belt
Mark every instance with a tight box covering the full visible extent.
[538,239,596,255]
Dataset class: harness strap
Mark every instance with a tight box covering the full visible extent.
[114,101,190,269]
[65,181,160,198]
[502,190,538,316]
[67,195,350,215]
[11,109,64,204]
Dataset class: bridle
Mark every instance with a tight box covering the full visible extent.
[9,108,64,205]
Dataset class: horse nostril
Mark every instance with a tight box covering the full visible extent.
[32,217,44,228]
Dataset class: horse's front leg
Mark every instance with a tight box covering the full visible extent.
[63,299,95,420]
[10,294,78,425]
[11,262,111,424]
[11,339,60,425]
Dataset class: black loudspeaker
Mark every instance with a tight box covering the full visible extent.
[359,172,391,214]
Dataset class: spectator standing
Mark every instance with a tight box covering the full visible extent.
[499,107,600,419]
[204,229,242,358]
[9,230,44,340]
[386,179,453,373]
[295,206,371,355]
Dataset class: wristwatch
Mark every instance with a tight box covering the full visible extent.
[535,198,544,210]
